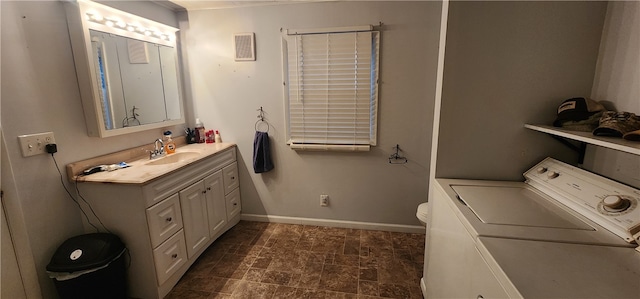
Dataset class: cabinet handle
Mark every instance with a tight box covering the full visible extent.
[207,187,211,191]
[165,217,172,222]
[202,190,207,194]
[234,203,238,206]
[477,295,484,299]
[231,176,235,180]
[171,253,178,259]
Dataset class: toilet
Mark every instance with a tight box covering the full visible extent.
[416,202,429,226]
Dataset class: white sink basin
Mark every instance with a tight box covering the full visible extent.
[145,152,200,166]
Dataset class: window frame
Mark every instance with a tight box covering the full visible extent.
[282,26,380,151]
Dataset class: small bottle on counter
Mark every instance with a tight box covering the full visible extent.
[206,130,214,143]
[194,118,205,143]
[163,131,176,154]
[214,130,222,143]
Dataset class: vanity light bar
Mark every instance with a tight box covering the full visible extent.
[77,0,178,47]
[85,12,173,42]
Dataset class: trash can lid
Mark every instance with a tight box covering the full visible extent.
[46,233,125,273]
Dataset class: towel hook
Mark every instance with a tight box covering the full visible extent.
[255,107,269,132]
[389,144,407,164]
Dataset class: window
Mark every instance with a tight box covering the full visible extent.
[284,27,380,151]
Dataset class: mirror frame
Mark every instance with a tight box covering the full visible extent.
[64,0,185,138]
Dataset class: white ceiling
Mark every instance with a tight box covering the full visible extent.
[168,0,334,11]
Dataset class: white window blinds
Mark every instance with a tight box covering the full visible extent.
[285,30,380,151]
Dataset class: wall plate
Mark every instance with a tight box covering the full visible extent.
[18,132,56,157]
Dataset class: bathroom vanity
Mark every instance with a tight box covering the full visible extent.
[68,143,241,299]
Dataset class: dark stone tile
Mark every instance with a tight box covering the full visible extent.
[358,280,379,296]
[318,264,359,294]
[207,292,232,299]
[272,286,298,299]
[235,244,263,258]
[231,281,278,299]
[252,256,272,269]
[268,250,310,273]
[213,278,240,294]
[164,289,211,299]
[168,222,424,299]
[243,268,266,282]
[311,235,345,253]
[326,291,358,298]
[298,262,323,289]
[378,283,410,299]
[345,229,362,238]
[261,270,293,285]
[271,223,305,240]
[294,288,326,299]
[359,267,378,281]
[344,239,360,256]
[394,249,413,261]
[361,230,391,247]
[334,254,359,267]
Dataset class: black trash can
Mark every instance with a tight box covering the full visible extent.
[46,233,127,299]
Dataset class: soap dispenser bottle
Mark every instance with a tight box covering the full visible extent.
[194,118,205,143]
[163,131,176,154]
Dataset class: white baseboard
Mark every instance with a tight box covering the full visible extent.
[240,214,425,234]
[421,277,427,297]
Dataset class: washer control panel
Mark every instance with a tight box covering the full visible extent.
[524,158,640,244]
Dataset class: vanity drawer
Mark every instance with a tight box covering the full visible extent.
[143,147,236,207]
[146,194,183,248]
[222,162,239,195]
[153,229,188,285]
[225,188,241,220]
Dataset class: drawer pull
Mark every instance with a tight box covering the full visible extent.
[202,190,207,194]
[165,217,172,222]
[234,203,238,206]
[477,295,484,299]
[171,253,178,259]
[231,176,236,180]
[207,187,212,191]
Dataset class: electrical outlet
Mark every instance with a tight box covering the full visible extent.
[320,194,329,207]
[18,132,56,157]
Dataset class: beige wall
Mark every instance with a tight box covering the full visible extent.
[183,1,441,226]
[585,1,640,188]
[436,1,608,180]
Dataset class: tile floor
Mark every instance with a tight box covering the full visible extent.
[166,221,426,299]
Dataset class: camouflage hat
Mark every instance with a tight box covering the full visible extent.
[553,97,605,127]
[593,111,640,137]
[623,129,640,141]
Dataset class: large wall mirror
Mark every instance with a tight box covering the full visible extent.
[65,0,184,138]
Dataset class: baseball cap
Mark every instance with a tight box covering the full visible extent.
[592,111,640,137]
[553,97,605,127]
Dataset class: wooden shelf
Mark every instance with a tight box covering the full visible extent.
[525,124,640,156]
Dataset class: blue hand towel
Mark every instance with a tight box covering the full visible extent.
[253,131,274,173]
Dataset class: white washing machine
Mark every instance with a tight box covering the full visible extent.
[422,157,640,299]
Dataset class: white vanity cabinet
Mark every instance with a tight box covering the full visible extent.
[76,145,241,299]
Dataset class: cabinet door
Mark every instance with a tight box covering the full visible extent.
[179,181,210,259]
[222,162,239,195]
[204,171,227,239]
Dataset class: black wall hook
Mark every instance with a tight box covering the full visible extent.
[389,144,407,164]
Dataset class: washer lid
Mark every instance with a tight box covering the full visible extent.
[452,185,592,230]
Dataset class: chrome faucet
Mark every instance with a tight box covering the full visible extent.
[150,138,165,159]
